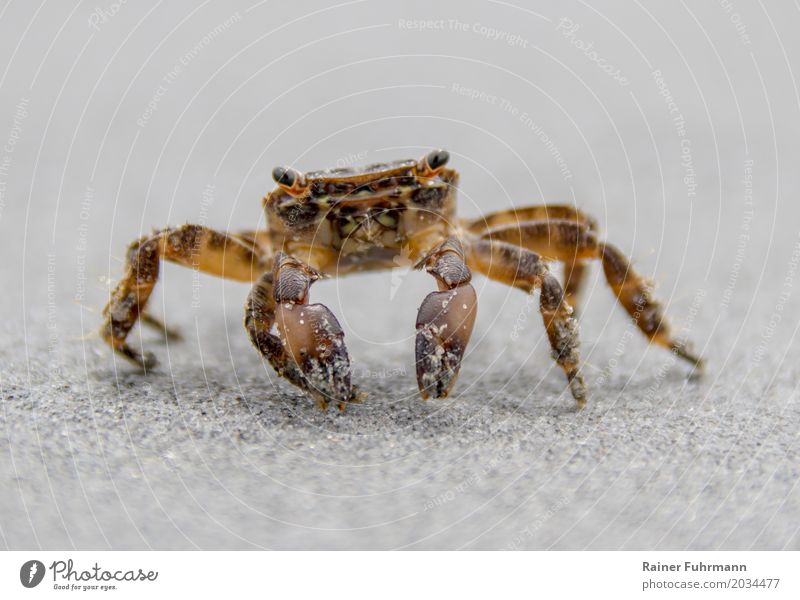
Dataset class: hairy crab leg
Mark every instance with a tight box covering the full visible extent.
[462,205,597,314]
[466,238,587,407]
[462,203,598,234]
[101,224,265,369]
[478,218,704,369]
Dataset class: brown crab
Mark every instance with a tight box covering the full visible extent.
[101,150,703,409]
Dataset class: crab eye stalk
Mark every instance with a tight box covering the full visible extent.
[418,149,450,176]
[272,166,306,196]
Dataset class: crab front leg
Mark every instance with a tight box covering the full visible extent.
[102,224,266,368]
[413,236,478,400]
[245,252,356,410]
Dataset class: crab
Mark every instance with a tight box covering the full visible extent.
[101,149,703,410]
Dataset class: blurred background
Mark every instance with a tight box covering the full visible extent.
[0,0,798,549]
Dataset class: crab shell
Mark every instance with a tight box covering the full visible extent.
[263,152,459,274]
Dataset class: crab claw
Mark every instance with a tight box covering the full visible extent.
[275,302,354,410]
[415,284,477,399]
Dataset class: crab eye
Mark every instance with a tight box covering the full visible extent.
[272,166,298,187]
[426,149,449,171]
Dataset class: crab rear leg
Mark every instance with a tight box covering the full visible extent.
[138,311,186,341]
[413,237,478,400]
[465,238,587,407]
[462,203,598,233]
[563,259,590,315]
[462,204,597,314]
[479,218,703,368]
[246,252,356,410]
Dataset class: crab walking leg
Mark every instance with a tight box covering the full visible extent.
[101,224,266,369]
[479,219,704,368]
[253,252,355,410]
[563,259,591,315]
[463,205,597,313]
[139,311,183,341]
[413,237,478,400]
[601,244,703,367]
[461,204,598,234]
[466,238,587,406]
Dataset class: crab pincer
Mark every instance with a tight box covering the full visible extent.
[275,302,354,409]
[272,253,356,410]
[414,238,478,399]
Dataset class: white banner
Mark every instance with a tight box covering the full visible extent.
[1,551,797,599]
